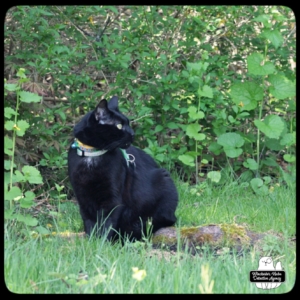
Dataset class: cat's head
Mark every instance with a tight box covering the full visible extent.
[74,96,134,151]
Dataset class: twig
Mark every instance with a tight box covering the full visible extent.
[222,36,237,54]
[54,7,91,44]
[136,79,156,85]
[132,114,153,123]
[96,16,111,42]
[42,97,68,102]
[54,6,101,70]
[94,16,111,57]
[283,25,296,46]
[99,86,120,99]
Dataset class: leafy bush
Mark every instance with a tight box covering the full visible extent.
[4,6,295,232]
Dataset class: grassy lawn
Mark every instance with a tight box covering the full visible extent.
[4,180,295,293]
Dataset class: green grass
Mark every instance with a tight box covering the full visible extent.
[5,181,296,293]
[176,180,295,235]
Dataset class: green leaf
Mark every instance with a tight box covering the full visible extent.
[207,171,221,183]
[166,122,179,129]
[253,14,271,27]
[16,120,30,137]
[237,112,250,119]
[254,115,285,139]
[268,75,295,100]
[145,118,154,125]
[239,170,254,182]
[178,154,195,167]
[154,125,164,133]
[280,168,295,187]
[22,166,43,184]
[52,45,70,54]
[187,61,209,74]
[250,178,269,195]
[265,138,285,151]
[280,132,296,147]
[5,172,11,188]
[155,154,165,163]
[224,147,243,158]
[4,136,13,155]
[217,133,245,148]
[247,53,276,76]
[243,158,259,170]
[208,142,222,155]
[107,6,119,14]
[57,110,66,122]
[186,123,205,141]
[261,29,283,48]
[20,191,36,208]
[263,176,271,185]
[283,154,295,163]
[43,152,50,159]
[4,120,15,131]
[12,170,25,183]
[16,68,26,78]
[19,91,42,103]
[262,157,278,167]
[4,107,17,119]
[4,160,16,170]
[228,115,235,123]
[5,186,22,201]
[5,209,15,220]
[198,85,213,98]
[35,226,51,235]
[230,82,263,111]
[182,70,189,78]
[37,9,54,16]
[5,83,18,92]
[16,214,38,226]
[217,132,244,158]
[49,211,59,217]
[188,106,205,120]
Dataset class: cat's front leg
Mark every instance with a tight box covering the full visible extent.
[96,205,124,241]
[78,207,97,236]
[83,218,97,236]
[83,216,116,240]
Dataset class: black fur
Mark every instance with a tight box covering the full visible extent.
[68,96,178,241]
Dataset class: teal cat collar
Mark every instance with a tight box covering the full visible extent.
[76,148,107,157]
[71,139,107,157]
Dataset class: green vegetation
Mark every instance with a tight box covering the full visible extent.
[4,5,295,293]
[5,182,295,293]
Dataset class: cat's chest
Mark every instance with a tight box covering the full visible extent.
[77,155,122,174]
[82,157,95,169]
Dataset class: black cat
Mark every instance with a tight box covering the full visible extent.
[68,96,178,241]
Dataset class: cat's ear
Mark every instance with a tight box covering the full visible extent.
[108,96,119,111]
[95,99,109,121]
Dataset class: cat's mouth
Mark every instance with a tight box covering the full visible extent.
[122,142,131,149]
[122,132,134,149]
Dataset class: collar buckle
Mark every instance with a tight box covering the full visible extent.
[120,148,136,169]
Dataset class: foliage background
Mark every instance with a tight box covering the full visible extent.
[4,6,295,231]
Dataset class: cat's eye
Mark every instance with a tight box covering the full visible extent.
[116,124,123,130]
